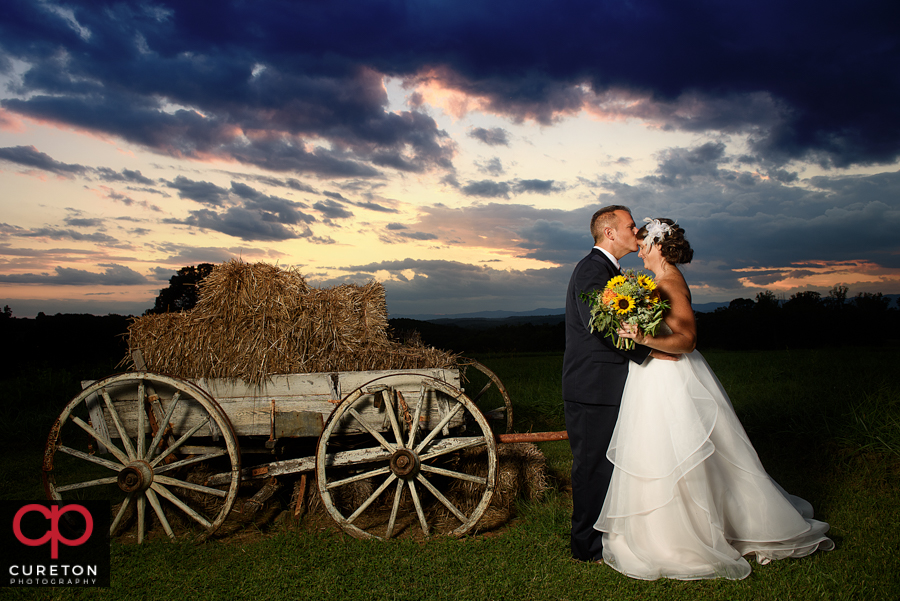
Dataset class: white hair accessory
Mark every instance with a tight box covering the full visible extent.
[643,218,676,248]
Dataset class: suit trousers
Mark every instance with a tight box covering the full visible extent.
[565,400,620,562]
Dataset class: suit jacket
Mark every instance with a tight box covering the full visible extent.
[562,248,651,405]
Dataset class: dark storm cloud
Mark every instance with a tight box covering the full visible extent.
[461,180,511,198]
[172,208,307,241]
[241,175,318,194]
[0,145,87,175]
[397,231,438,241]
[642,142,729,188]
[3,1,896,172]
[313,199,354,220]
[355,200,399,214]
[460,178,563,198]
[95,167,155,185]
[469,127,510,146]
[513,179,564,194]
[230,181,315,225]
[15,226,118,244]
[0,263,147,285]
[64,216,104,228]
[161,178,317,239]
[475,157,504,176]
[166,176,230,206]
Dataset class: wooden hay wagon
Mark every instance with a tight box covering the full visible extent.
[41,357,562,543]
[42,260,566,542]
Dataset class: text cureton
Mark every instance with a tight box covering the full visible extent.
[8,564,98,576]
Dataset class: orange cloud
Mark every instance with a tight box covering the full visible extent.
[734,259,900,294]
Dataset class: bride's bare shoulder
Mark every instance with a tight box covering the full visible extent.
[656,268,692,303]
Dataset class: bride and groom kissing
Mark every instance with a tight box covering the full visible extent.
[562,205,833,580]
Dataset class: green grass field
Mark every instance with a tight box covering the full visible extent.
[1,348,898,600]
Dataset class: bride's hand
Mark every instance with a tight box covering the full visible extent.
[617,323,646,344]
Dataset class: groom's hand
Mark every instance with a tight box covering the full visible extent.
[649,349,680,361]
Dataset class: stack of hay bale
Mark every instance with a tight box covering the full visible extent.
[126,260,457,383]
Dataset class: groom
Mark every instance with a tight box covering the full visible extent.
[562,205,672,563]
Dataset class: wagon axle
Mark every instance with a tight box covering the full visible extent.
[117,461,153,493]
[389,449,420,479]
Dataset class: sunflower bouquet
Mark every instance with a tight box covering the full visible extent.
[580,269,670,350]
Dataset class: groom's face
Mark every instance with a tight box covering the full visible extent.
[612,211,639,255]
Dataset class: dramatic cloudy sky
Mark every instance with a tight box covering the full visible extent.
[1,0,899,317]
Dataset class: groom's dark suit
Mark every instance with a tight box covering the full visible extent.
[562,247,650,562]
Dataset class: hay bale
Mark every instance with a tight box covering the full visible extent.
[126,260,456,382]
[434,442,549,532]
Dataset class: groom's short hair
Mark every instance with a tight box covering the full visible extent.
[591,205,631,243]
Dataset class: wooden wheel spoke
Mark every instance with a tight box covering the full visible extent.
[348,407,395,453]
[470,379,494,403]
[145,392,181,462]
[149,415,211,467]
[136,381,146,461]
[346,474,397,524]
[420,464,487,485]
[110,493,134,536]
[326,465,391,490]
[414,401,464,453]
[153,474,228,498]
[101,389,137,461]
[417,474,468,523]
[57,445,125,472]
[382,390,406,449]
[419,436,486,461]
[55,476,119,493]
[406,383,427,447]
[70,415,130,465]
[145,488,175,539]
[150,483,213,529]
[137,494,146,544]
[385,478,405,539]
[154,449,227,475]
[406,480,429,536]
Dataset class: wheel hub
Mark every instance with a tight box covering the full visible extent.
[118,460,154,493]
[389,449,420,479]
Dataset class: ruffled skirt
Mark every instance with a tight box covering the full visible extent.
[594,351,833,580]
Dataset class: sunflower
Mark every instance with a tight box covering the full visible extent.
[638,274,656,291]
[614,294,636,314]
[607,275,627,288]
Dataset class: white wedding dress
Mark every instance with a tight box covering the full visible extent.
[594,349,834,580]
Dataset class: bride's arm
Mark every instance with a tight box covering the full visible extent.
[619,278,697,354]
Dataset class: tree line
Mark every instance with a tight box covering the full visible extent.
[2,275,898,376]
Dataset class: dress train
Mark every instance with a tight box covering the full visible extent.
[594,351,833,580]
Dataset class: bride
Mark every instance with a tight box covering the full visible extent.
[593,218,834,580]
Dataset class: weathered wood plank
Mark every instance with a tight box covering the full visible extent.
[88,369,464,439]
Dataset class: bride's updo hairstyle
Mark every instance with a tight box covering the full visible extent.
[637,218,693,265]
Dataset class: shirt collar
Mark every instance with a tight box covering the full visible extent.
[593,246,621,270]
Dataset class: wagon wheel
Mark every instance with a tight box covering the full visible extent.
[458,358,514,432]
[316,373,497,540]
[43,372,241,543]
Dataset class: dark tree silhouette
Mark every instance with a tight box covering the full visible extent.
[147,264,215,314]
